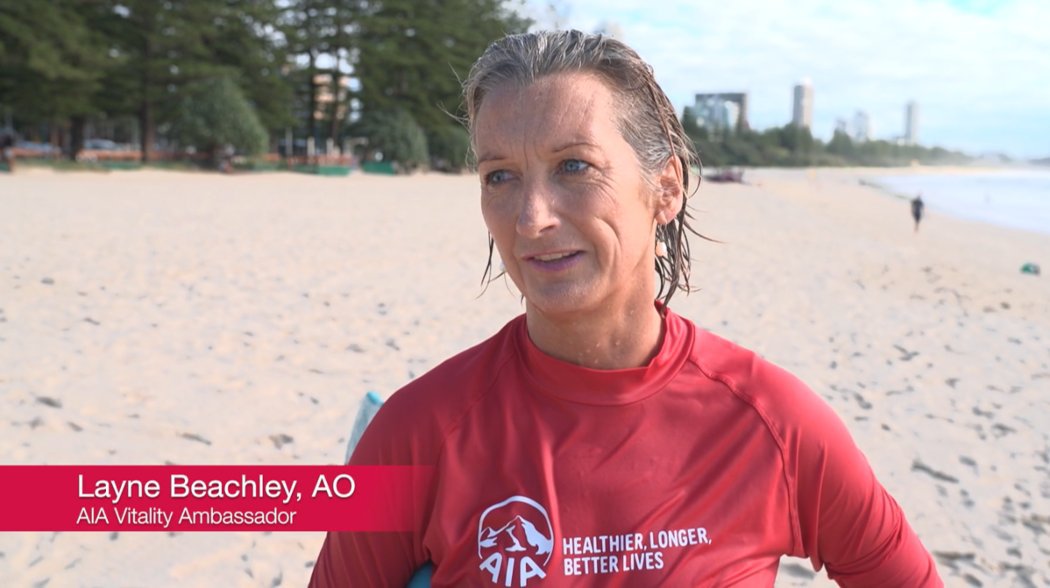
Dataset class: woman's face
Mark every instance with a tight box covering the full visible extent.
[475,72,679,318]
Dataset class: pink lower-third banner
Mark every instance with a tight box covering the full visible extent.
[0,465,433,532]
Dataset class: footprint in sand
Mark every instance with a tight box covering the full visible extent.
[179,432,212,446]
[892,344,919,361]
[36,396,62,409]
[269,433,294,449]
[911,460,958,484]
[852,392,872,410]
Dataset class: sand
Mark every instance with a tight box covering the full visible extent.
[1,166,1047,586]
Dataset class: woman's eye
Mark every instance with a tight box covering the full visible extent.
[484,170,511,185]
[561,159,590,173]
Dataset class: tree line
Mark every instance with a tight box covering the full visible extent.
[0,0,529,169]
[681,107,970,168]
[1,1,971,172]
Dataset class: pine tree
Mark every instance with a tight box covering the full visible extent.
[0,0,115,157]
[203,1,295,136]
[355,0,530,140]
[99,0,288,161]
[96,0,212,161]
[279,0,358,148]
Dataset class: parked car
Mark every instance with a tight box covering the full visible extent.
[15,141,60,156]
[84,138,118,150]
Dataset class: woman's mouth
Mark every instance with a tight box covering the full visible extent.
[527,251,583,271]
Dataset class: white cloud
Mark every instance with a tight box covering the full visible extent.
[517,0,1050,156]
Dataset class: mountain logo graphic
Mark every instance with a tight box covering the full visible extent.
[477,495,554,586]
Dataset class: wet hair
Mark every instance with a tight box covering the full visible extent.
[463,29,704,307]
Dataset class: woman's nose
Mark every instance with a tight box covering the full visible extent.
[516,179,558,238]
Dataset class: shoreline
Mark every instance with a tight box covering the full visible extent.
[851,168,1050,238]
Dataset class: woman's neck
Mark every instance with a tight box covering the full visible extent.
[524,300,665,370]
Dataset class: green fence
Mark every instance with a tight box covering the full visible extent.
[361,161,396,175]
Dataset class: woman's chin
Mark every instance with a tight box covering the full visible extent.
[522,285,601,318]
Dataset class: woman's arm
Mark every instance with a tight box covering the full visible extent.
[768,365,943,586]
[309,396,433,586]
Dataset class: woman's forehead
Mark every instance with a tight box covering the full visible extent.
[481,72,613,114]
[474,73,621,154]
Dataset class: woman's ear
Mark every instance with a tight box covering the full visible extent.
[654,156,685,225]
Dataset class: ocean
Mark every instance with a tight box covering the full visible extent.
[873,169,1050,235]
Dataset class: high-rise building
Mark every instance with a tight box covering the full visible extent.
[691,93,749,132]
[853,111,872,142]
[792,79,813,130]
[905,101,919,145]
[313,73,351,122]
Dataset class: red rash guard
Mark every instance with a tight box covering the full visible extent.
[311,308,942,587]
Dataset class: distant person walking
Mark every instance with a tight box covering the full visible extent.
[220,143,235,174]
[911,193,925,232]
[0,129,15,173]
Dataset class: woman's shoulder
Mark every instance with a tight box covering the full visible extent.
[685,326,773,391]
[686,326,833,433]
[391,316,522,407]
[350,316,524,465]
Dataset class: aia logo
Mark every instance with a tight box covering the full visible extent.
[477,495,554,586]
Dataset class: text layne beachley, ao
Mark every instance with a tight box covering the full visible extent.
[77,472,358,505]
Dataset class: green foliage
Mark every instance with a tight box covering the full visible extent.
[827,129,854,158]
[1,0,292,160]
[204,1,294,133]
[169,76,268,158]
[681,106,701,138]
[0,1,114,123]
[100,0,235,158]
[0,0,532,166]
[5,0,983,172]
[428,124,471,172]
[354,0,531,142]
[680,108,969,168]
[354,109,429,172]
[279,0,361,141]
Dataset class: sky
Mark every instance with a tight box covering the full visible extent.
[516,0,1050,159]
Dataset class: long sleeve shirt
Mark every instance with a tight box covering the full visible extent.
[311,309,941,586]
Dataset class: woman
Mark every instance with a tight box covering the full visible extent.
[312,30,941,586]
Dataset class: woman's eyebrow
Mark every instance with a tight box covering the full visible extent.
[476,140,599,164]
[552,140,599,153]
[476,151,506,165]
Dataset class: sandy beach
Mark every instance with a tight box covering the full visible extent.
[1,166,1047,586]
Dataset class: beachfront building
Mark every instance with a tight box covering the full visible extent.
[905,101,919,145]
[792,79,813,130]
[692,92,749,134]
[853,110,873,142]
[313,73,352,123]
